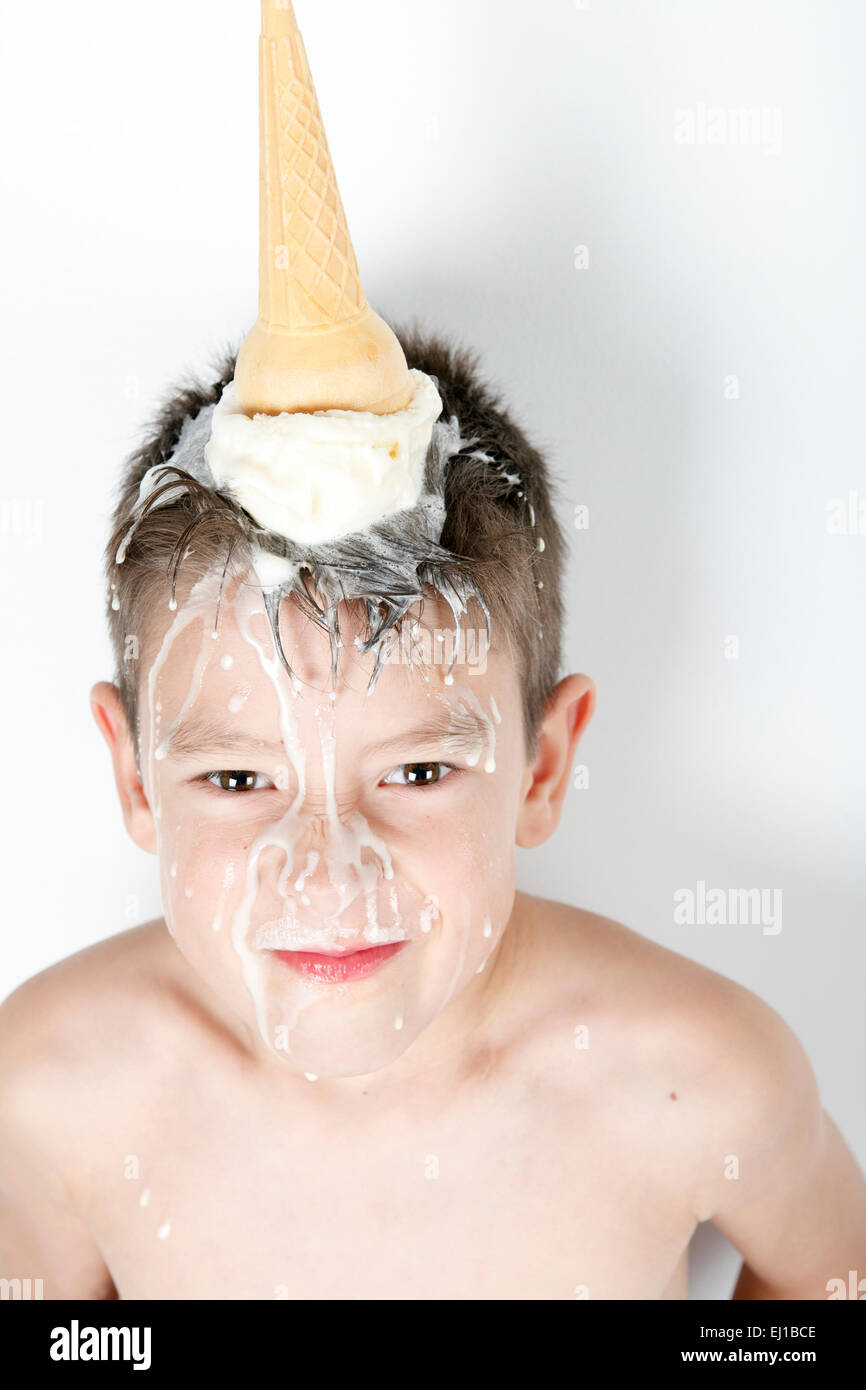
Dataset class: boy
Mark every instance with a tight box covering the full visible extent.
[1,326,864,1300]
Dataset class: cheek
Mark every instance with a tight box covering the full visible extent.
[395,775,519,959]
[426,809,512,898]
[407,764,519,878]
[154,812,264,1022]
[153,789,252,942]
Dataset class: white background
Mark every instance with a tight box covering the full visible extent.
[1,0,864,1300]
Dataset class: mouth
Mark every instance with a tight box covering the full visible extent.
[269,940,408,983]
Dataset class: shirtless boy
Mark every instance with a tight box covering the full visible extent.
[1,328,865,1301]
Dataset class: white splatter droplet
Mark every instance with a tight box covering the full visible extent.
[419,896,440,933]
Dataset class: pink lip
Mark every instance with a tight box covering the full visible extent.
[270,940,408,983]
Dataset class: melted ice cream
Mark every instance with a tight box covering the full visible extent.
[204,370,443,544]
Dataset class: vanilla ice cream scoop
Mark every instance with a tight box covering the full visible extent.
[205,370,443,545]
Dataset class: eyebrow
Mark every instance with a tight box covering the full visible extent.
[362,709,488,758]
[162,708,488,762]
[163,716,286,761]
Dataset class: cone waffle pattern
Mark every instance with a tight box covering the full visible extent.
[260,25,367,329]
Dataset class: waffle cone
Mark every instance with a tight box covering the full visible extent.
[234,1,413,416]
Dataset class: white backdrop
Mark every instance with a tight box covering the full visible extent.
[1,0,864,1300]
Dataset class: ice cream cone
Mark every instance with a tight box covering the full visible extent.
[234,0,414,417]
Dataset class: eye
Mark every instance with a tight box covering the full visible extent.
[382,761,457,788]
[203,770,274,792]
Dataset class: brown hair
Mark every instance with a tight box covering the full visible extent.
[104,321,567,758]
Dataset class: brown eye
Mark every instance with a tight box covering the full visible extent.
[383,762,455,787]
[206,770,271,792]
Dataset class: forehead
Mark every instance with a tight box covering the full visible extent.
[138,569,517,739]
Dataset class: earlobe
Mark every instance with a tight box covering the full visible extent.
[90,682,157,855]
[515,674,596,850]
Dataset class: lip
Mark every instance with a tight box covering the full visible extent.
[270,940,408,983]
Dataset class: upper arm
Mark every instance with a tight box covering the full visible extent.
[0,978,116,1300]
[688,981,866,1297]
[0,1176,117,1300]
[713,1110,866,1298]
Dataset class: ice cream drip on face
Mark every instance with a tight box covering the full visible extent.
[146,571,225,833]
[139,556,519,1081]
[289,850,319,901]
[224,578,410,1057]
[436,688,498,773]
[212,863,236,933]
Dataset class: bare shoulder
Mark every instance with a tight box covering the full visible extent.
[514,892,824,1217]
[518,889,810,1046]
[516,889,762,1026]
[0,923,188,1180]
[0,922,182,1068]
[0,925,184,1295]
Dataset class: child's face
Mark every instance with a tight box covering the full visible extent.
[134,567,534,1079]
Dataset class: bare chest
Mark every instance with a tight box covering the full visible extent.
[91,1092,696,1300]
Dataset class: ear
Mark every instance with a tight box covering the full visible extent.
[90,681,157,855]
[515,674,596,849]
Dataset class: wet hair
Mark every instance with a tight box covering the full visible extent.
[104,320,566,759]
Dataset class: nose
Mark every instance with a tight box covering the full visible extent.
[289,847,356,918]
[264,811,389,920]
